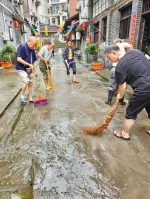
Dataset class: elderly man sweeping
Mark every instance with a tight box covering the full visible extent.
[105,45,150,140]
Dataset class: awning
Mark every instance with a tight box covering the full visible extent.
[63,13,79,31]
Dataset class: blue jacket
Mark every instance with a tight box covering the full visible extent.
[63,46,74,60]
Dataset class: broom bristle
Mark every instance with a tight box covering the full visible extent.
[80,101,119,135]
[46,70,58,91]
[34,97,48,106]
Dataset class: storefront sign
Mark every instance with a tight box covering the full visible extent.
[76,32,81,40]
[130,13,137,46]
[132,6,137,14]
[72,34,75,40]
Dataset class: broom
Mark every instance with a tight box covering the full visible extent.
[33,72,48,106]
[79,101,119,135]
[46,64,57,91]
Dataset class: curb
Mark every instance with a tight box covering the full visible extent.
[0,88,21,118]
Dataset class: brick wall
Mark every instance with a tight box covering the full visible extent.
[69,0,78,17]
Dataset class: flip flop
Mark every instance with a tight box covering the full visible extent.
[113,131,130,140]
[68,80,71,84]
[28,99,34,103]
[20,97,27,104]
[146,130,150,135]
[73,80,79,83]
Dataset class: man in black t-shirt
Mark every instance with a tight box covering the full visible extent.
[105,45,150,140]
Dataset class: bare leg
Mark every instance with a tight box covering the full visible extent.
[28,82,33,101]
[68,74,71,84]
[122,118,135,138]
[21,82,28,98]
[44,78,49,88]
[73,74,79,83]
[113,118,134,139]
[73,74,76,81]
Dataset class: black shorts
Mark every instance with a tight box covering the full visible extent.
[126,90,150,120]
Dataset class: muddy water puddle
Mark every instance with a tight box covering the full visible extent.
[32,112,121,199]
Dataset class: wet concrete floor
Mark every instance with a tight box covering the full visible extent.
[0,58,150,199]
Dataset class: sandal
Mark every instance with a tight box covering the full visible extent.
[73,80,79,83]
[68,80,71,84]
[146,130,150,135]
[20,97,27,104]
[46,86,52,91]
[28,99,34,103]
[113,131,130,140]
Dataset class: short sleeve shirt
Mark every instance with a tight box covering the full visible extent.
[15,43,36,71]
[39,46,52,61]
[115,49,150,91]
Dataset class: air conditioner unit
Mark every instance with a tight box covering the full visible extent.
[2,32,10,41]
[58,11,62,15]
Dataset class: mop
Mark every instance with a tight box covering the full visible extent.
[46,64,57,91]
[34,72,48,106]
[79,101,119,135]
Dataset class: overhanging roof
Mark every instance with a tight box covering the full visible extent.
[63,13,79,30]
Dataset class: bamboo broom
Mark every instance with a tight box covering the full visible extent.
[79,101,119,135]
[34,72,48,106]
[46,64,57,91]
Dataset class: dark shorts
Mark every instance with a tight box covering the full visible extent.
[66,59,76,75]
[39,60,51,79]
[126,90,150,120]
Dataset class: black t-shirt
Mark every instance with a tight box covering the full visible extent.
[115,49,150,92]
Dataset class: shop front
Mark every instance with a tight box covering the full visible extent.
[138,0,150,53]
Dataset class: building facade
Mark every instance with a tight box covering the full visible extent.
[39,0,68,40]
[0,0,41,49]
[76,0,150,55]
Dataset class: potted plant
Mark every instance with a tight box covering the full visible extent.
[0,45,16,68]
[85,43,103,70]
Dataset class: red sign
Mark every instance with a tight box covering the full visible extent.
[130,13,137,46]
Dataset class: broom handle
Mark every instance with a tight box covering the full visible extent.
[34,72,41,98]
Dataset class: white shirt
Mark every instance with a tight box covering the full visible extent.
[39,46,52,61]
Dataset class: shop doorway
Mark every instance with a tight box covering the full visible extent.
[138,0,150,53]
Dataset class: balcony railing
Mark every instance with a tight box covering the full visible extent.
[51,0,67,5]
[0,0,14,11]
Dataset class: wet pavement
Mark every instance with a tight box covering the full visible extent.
[0,58,150,199]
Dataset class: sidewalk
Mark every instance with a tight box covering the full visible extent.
[0,66,22,118]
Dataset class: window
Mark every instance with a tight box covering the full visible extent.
[142,0,150,14]
[62,16,66,21]
[58,17,60,25]
[48,8,50,14]
[51,5,59,14]
[102,17,107,41]
[52,18,55,24]
[119,4,132,39]
[51,0,59,2]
